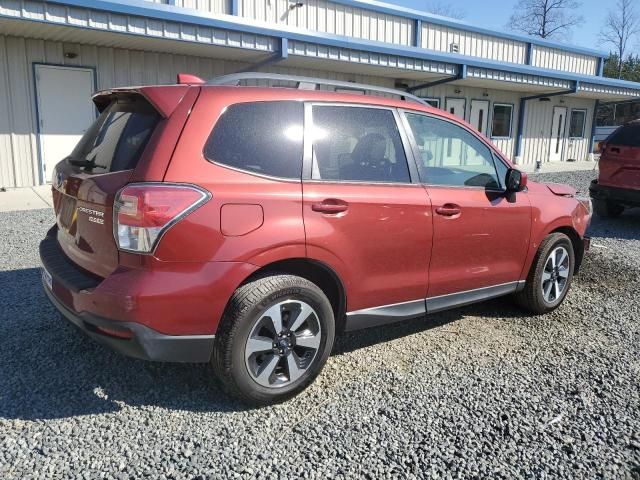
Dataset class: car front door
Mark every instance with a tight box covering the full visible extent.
[302,104,432,329]
[401,110,531,310]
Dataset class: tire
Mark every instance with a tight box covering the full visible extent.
[515,233,575,314]
[212,274,335,405]
[593,198,624,217]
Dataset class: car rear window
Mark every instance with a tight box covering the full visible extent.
[607,123,640,147]
[204,101,303,179]
[69,95,160,173]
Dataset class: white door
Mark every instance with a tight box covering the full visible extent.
[549,106,567,162]
[35,65,95,182]
[445,97,466,120]
[469,100,489,135]
[443,98,466,165]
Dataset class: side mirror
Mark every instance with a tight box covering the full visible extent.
[505,168,527,192]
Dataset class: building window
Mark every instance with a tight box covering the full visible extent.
[422,97,440,109]
[569,109,587,138]
[491,104,513,138]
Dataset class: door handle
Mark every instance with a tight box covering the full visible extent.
[312,200,349,214]
[610,147,620,153]
[435,204,461,217]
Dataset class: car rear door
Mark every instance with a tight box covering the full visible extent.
[600,123,640,189]
[400,110,531,308]
[302,104,432,327]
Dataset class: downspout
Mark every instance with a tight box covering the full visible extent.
[589,99,599,158]
[514,81,579,168]
[239,37,288,73]
[406,64,467,93]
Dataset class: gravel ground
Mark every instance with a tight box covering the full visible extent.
[1,170,639,479]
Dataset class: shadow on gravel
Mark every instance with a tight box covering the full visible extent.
[0,267,532,421]
[2,247,633,421]
[587,207,640,242]
[0,268,249,421]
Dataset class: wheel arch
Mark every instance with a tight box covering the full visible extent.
[549,225,585,273]
[239,258,347,332]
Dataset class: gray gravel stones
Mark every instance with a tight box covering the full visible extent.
[1,170,639,479]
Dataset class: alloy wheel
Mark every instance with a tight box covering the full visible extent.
[541,246,570,304]
[244,300,322,388]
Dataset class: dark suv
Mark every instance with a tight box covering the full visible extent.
[590,120,640,217]
[40,73,592,404]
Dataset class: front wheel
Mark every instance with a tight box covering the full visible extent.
[212,274,335,405]
[515,233,575,314]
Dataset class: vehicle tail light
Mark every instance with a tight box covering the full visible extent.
[114,183,210,253]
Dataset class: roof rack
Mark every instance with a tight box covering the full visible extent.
[206,72,428,107]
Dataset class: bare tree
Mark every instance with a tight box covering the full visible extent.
[425,2,466,20]
[507,0,584,40]
[600,0,640,78]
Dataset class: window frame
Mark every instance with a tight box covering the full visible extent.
[568,108,587,139]
[399,108,510,193]
[490,103,514,139]
[203,100,305,183]
[421,97,441,109]
[302,102,421,185]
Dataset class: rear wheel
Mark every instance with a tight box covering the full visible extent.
[515,233,575,314]
[213,274,335,405]
[593,198,624,217]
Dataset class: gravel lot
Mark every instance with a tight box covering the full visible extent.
[1,170,639,479]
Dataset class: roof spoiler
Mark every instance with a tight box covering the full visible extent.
[92,86,192,118]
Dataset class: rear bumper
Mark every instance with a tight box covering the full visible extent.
[43,284,215,362]
[39,226,257,362]
[589,180,640,206]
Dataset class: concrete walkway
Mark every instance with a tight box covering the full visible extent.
[0,185,53,212]
[0,160,599,213]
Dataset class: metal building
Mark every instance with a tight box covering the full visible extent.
[1,0,640,187]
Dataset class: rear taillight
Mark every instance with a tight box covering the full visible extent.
[114,183,210,253]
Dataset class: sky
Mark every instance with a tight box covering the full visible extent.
[391,0,617,55]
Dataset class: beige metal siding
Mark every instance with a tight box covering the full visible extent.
[239,0,414,45]
[0,34,399,187]
[519,97,593,165]
[421,23,527,64]
[144,0,229,15]
[406,82,521,160]
[531,46,598,76]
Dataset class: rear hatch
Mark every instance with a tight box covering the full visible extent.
[52,87,195,278]
[600,122,640,190]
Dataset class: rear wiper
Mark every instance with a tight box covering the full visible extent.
[68,158,108,170]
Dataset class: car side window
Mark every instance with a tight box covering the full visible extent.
[404,112,501,189]
[204,101,303,179]
[310,106,411,183]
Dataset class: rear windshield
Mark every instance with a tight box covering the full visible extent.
[69,96,160,173]
[607,123,640,147]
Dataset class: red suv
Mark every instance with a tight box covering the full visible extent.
[590,120,640,217]
[40,73,592,404]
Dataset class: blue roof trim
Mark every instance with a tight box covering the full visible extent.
[42,0,640,91]
[329,0,607,58]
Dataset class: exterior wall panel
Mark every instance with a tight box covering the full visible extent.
[145,0,229,15]
[239,0,414,46]
[421,22,527,64]
[532,45,598,76]
[520,97,594,165]
[0,34,400,188]
[407,82,521,160]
